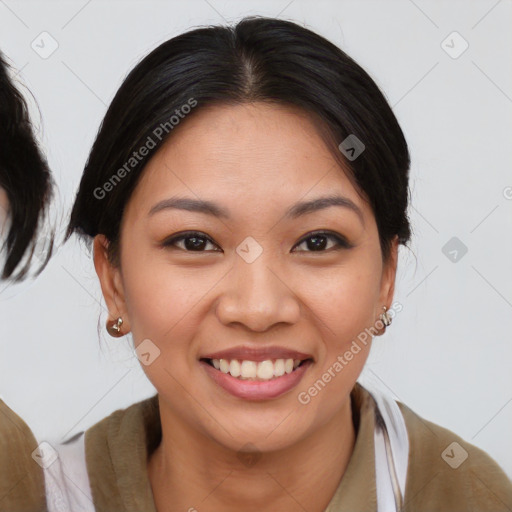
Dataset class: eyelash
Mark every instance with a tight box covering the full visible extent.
[161,230,353,253]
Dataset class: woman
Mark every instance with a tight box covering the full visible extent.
[0,51,53,512]
[16,16,512,512]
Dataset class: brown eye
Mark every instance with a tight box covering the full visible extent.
[293,231,352,252]
[162,231,221,252]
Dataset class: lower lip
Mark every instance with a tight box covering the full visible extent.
[200,360,312,401]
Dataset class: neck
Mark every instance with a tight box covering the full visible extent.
[148,396,356,512]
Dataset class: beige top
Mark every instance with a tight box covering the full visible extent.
[0,399,47,512]
[1,384,511,511]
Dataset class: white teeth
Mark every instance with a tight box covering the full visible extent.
[210,358,305,381]
[240,360,257,378]
[274,359,285,377]
[257,360,274,380]
[229,359,241,377]
[219,359,230,374]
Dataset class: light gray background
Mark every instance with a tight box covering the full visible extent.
[1,0,511,479]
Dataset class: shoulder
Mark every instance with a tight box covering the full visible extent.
[0,399,48,511]
[85,393,160,453]
[398,401,512,511]
[82,394,160,511]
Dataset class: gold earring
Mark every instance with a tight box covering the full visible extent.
[106,317,123,337]
[380,306,392,327]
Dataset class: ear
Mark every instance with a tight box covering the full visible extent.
[376,235,399,332]
[380,235,399,304]
[93,234,131,334]
[0,187,10,236]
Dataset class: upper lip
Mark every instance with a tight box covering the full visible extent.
[201,346,314,362]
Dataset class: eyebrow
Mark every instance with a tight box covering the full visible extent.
[148,194,365,225]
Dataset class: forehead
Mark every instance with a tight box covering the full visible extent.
[129,102,369,218]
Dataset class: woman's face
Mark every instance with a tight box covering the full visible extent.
[95,102,398,452]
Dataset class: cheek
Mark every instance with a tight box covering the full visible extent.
[297,257,382,404]
[120,252,208,393]
[123,262,195,341]
[304,257,382,339]
[120,242,219,360]
[297,265,380,413]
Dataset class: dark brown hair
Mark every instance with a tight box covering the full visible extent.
[66,16,412,264]
[0,51,54,280]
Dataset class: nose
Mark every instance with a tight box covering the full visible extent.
[215,252,301,332]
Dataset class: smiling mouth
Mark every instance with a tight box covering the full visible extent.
[200,357,313,381]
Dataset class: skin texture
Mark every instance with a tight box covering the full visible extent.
[93,102,398,512]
